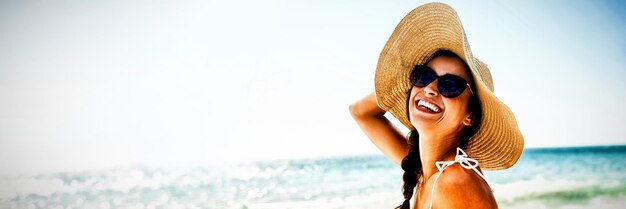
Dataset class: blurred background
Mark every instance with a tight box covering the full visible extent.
[1,0,625,208]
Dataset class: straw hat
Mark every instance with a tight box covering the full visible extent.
[374,2,524,170]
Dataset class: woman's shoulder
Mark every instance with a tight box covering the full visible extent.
[437,164,486,186]
[432,164,498,208]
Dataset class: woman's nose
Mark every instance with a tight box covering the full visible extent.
[423,80,439,96]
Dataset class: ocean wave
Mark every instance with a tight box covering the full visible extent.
[493,175,626,207]
[502,184,626,204]
[1,146,625,209]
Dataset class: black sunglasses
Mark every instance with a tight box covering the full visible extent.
[409,65,473,98]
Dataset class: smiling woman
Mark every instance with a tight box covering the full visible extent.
[0,0,625,208]
[350,3,523,209]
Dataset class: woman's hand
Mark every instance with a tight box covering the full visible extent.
[349,92,410,166]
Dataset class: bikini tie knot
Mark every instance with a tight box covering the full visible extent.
[429,147,488,209]
[435,148,480,172]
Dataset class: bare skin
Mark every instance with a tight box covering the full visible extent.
[350,56,498,209]
[349,92,408,166]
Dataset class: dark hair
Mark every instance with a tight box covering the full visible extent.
[396,49,482,209]
[396,129,421,209]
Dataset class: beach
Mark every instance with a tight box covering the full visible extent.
[1,146,625,209]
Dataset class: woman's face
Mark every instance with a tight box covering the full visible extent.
[408,56,474,137]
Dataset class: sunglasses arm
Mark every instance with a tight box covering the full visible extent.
[466,83,474,96]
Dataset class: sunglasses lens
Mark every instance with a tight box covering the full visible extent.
[438,75,468,98]
[410,65,470,98]
[410,66,437,87]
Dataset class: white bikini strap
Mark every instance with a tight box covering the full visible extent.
[429,148,486,209]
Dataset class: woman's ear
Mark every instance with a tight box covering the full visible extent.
[463,114,473,126]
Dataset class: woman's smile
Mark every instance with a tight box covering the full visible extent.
[416,98,443,114]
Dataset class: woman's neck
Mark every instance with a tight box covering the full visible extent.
[418,133,460,180]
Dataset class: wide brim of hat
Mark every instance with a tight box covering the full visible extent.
[374,3,524,170]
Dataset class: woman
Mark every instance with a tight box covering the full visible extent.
[349,3,524,209]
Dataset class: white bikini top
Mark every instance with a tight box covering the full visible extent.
[428,148,488,209]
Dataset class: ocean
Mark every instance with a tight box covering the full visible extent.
[1,146,625,209]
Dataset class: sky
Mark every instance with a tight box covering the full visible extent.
[0,0,625,175]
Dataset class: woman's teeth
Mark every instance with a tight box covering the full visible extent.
[418,100,441,113]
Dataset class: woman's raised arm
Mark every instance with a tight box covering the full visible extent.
[349,92,410,166]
